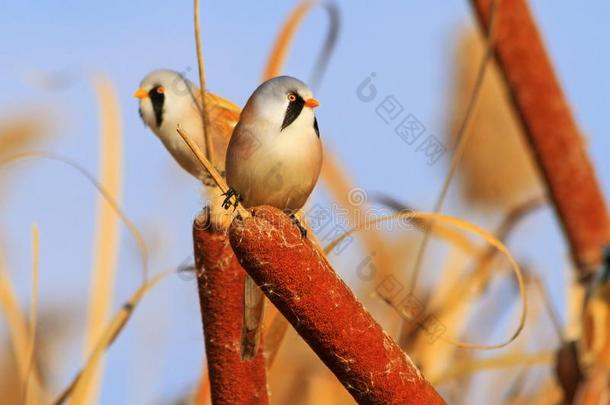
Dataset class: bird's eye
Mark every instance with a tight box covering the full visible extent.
[156,86,165,94]
[287,93,297,102]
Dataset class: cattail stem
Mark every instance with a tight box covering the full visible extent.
[228,206,445,405]
[193,209,268,405]
[470,0,610,279]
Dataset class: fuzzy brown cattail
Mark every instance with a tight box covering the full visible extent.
[229,206,445,405]
[470,0,610,275]
[193,209,268,405]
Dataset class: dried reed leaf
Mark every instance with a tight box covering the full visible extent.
[193,364,210,405]
[0,110,53,159]
[320,155,395,277]
[52,271,169,405]
[1,152,149,282]
[409,246,471,377]
[71,75,123,405]
[430,352,553,385]
[324,210,527,349]
[262,0,318,81]
[431,196,545,331]
[374,195,481,255]
[0,255,45,404]
[264,311,291,368]
[449,30,542,210]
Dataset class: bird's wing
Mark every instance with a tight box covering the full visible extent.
[198,91,241,165]
[240,275,265,360]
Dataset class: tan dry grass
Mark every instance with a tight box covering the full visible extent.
[71,75,123,405]
[23,224,40,405]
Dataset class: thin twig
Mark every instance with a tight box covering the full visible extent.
[176,125,250,219]
[532,276,565,342]
[408,0,500,292]
[194,0,214,164]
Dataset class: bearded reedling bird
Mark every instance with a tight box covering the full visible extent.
[225,76,323,359]
[134,69,240,181]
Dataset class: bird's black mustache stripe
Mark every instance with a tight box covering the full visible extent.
[149,85,165,127]
[281,93,305,131]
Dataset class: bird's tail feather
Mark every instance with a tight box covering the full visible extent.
[240,275,265,360]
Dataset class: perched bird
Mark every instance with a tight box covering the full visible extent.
[134,69,240,181]
[225,76,323,359]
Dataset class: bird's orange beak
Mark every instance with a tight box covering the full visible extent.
[133,88,149,99]
[305,98,320,108]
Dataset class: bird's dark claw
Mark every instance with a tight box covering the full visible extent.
[222,188,241,211]
[289,213,308,239]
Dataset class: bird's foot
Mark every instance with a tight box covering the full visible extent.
[201,169,225,188]
[289,213,308,239]
[222,187,242,211]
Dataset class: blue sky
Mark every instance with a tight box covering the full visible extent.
[1,1,609,403]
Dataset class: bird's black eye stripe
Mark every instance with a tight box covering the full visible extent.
[313,116,320,138]
[149,85,165,127]
[281,92,305,131]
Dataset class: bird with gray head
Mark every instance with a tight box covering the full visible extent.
[225,75,322,213]
[224,75,323,360]
[134,69,239,181]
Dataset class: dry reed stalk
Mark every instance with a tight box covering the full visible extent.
[52,271,168,405]
[427,195,545,337]
[193,209,269,405]
[178,126,249,219]
[408,0,499,293]
[23,224,40,405]
[0,151,152,405]
[471,0,610,277]
[229,206,445,404]
[0,266,44,401]
[194,0,214,165]
[73,75,123,405]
